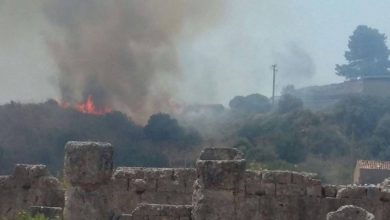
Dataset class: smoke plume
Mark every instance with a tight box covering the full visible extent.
[44,0,223,122]
[275,42,316,88]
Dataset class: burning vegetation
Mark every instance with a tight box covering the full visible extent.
[44,0,224,123]
[60,95,112,115]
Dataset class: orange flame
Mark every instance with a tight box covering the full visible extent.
[60,95,112,115]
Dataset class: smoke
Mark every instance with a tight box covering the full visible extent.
[274,42,316,89]
[43,0,224,122]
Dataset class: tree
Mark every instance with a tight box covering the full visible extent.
[229,94,271,113]
[144,113,184,141]
[336,25,390,79]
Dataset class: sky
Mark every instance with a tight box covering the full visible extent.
[1,0,390,106]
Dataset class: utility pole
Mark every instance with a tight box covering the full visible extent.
[271,64,277,106]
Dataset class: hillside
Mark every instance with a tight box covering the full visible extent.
[2,94,390,184]
[0,100,201,175]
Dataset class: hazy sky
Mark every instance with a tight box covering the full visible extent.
[1,0,390,106]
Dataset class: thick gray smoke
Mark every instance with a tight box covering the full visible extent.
[44,0,223,122]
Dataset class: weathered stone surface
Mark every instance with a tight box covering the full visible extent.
[5,145,390,220]
[327,205,375,220]
[116,214,132,220]
[276,183,305,196]
[14,164,49,179]
[63,141,114,220]
[382,178,390,189]
[245,170,263,195]
[64,141,113,187]
[130,204,192,220]
[306,178,323,197]
[379,189,390,202]
[110,167,195,216]
[197,160,246,190]
[133,179,147,194]
[193,148,246,220]
[273,171,292,184]
[199,147,243,160]
[366,186,381,200]
[0,164,64,219]
[291,172,306,185]
[192,189,236,220]
[323,185,338,198]
[337,186,367,199]
[30,206,63,220]
[63,186,112,220]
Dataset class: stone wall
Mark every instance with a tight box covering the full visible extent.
[110,167,196,216]
[3,142,390,220]
[0,164,64,219]
[235,170,390,220]
[63,141,196,220]
[190,148,390,220]
[117,204,192,220]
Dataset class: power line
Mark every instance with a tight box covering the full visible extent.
[271,64,277,106]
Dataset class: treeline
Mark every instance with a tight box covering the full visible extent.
[0,100,201,175]
[2,94,390,184]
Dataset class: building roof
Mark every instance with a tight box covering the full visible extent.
[356,160,390,170]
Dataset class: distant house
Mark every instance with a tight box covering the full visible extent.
[353,160,390,184]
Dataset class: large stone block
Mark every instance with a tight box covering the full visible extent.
[197,160,245,191]
[64,141,113,186]
[196,148,246,191]
[337,186,367,199]
[0,164,64,219]
[174,168,197,193]
[291,172,307,185]
[192,189,236,220]
[237,195,261,220]
[63,186,112,220]
[13,164,49,179]
[245,170,263,195]
[327,205,375,220]
[276,183,305,196]
[323,185,338,198]
[306,178,322,197]
[273,171,292,184]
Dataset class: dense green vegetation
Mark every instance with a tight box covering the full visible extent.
[230,94,390,183]
[2,93,390,184]
[0,100,200,175]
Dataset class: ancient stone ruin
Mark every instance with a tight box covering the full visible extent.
[2,141,390,219]
[327,205,375,220]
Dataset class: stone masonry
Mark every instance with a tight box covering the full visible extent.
[63,141,114,220]
[327,205,375,220]
[2,141,390,219]
[0,164,64,219]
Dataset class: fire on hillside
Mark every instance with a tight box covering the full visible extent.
[60,95,112,115]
